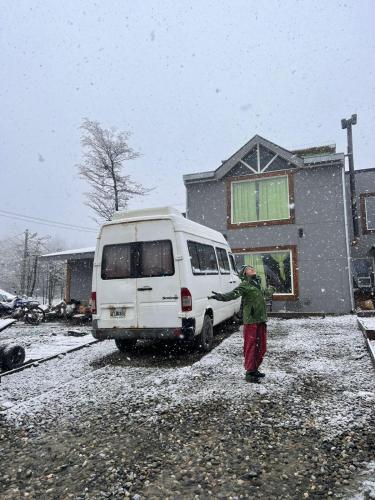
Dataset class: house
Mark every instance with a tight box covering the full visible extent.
[184,134,375,314]
[42,135,375,314]
[41,247,95,304]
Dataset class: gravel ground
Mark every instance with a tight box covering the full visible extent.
[0,316,374,499]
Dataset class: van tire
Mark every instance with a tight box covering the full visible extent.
[195,315,214,352]
[115,339,137,353]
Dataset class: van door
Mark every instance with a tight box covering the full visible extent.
[136,220,181,328]
[98,223,138,329]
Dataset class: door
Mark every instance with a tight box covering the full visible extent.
[98,223,138,328]
[136,220,181,328]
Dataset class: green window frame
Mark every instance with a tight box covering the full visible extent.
[231,175,290,224]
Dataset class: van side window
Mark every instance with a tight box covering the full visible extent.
[229,253,238,275]
[216,248,230,274]
[187,241,200,273]
[187,241,219,275]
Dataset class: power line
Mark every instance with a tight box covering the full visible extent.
[0,209,98,233]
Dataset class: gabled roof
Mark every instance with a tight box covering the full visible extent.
[183,134,304,184]
[214,134,304,180]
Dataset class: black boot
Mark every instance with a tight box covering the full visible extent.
[253,370,265,378]
[245,371,261,383]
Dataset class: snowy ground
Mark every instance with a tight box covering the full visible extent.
[0,321,93,362]
[357,317,375,332]
[0,316,374,499]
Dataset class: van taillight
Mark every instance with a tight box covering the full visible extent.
[181,288,192,312]
[91,292,97,314]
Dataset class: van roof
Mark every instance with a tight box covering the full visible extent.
[102,206,228,246]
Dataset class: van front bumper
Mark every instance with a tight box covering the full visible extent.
[92,318,195,341]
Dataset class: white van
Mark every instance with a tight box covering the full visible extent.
[92,207,241,352]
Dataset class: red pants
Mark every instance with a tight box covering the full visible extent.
[243,323,267,372]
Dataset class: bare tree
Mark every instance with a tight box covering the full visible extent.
[0,233,66,302]
[77,118,150,221]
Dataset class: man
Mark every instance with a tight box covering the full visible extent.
[211,265,274,383]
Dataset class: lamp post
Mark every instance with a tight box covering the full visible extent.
[341,114,359,240]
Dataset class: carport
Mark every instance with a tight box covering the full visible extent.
[41,247,95,305]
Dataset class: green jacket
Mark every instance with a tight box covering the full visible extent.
[218,275,275,324]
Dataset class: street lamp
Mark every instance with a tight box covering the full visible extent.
[341,114,359,240]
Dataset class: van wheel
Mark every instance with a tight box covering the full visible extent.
[195,315,214,352]
[115,339,137,353]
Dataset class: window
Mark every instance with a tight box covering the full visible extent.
[187,241,218,274]
[101,240,174,279]
[361,193,375,233]
[233,246,298,300]
[102,243,133,279]
[232,175,290,224]
[229,253,238,274]
[352,258,373,289]
[139,241,174,277]
[216,247,230,274]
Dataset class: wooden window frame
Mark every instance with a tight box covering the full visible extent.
[227,170,295,229]
[231,245,299,301]
[360,192,375,234]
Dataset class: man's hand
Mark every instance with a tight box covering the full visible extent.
[208,291,224,300]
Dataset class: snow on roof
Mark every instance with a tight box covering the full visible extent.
[112,206,182,220]
[103,206,227,246]
[41,247,95,260]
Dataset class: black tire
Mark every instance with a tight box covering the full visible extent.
[195,315,214,352]
[25,307,44,325]
[115,339,137,353]
[1,344,26,370]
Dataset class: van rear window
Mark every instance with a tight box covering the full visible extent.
[101,240,174,279]
[102,243,133,279]
[139,241,174,277]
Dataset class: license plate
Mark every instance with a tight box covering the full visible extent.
[110,307,126,318]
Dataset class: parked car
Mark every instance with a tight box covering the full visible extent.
[92,206,241,352]
[0,289,15,302]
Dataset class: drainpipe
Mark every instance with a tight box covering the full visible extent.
[341,114,359,242]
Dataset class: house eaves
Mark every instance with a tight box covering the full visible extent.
[41,247,95,262]
[183,170,216,185]
[303,152,345,167]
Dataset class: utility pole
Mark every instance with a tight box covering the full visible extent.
[341,114,359,241]
[20,229,29,296]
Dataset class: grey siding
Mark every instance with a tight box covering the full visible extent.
[186,164,352,313]
[69,259,93,304]
[345,170,375,259]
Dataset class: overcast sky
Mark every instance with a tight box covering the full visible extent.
[1,0,374,249]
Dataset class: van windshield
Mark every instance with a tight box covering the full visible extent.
[101,240,174,279]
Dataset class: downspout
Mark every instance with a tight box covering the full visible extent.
[341,166,355,311]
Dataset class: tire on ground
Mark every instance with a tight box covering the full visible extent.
[115,339,137,352]
[1,344,26,370]
[194,314,214,352]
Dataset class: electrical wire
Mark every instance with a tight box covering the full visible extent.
[0,209,98,233]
